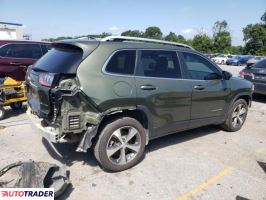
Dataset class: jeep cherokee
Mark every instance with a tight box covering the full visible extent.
[26,36,253,171]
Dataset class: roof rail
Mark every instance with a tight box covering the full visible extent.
[101,36,193,49]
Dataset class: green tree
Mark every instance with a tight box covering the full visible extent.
[164,32,186,44]
[144,26,163,39]
[212,20,232,53]
[230,46,244,55]
[191,34,213,53]
[121,30,144,37]
[243,11,266,55]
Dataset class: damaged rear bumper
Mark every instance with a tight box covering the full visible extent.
[27,107,61,143]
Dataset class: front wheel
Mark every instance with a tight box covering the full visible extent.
[221,99,248,132]
[94,117,146,172]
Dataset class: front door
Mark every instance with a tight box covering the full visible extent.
[181,52,231,128]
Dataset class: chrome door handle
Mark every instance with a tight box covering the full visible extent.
[194,85,205,90]
[140,85,156,90]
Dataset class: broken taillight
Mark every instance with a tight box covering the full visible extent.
[39,73,55,87]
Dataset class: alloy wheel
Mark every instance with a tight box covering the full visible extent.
[106,126,141,165]
[232,103,247,128]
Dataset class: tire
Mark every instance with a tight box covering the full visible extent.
[94,117,146,172]
[10,102,23,110]
[221,99,248,132]
[0,106,6,120]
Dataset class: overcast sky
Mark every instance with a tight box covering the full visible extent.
[0,0,265,45]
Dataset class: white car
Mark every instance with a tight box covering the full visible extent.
[211,54,233,64]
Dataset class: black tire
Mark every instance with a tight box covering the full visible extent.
[0,106,6,120]
[10,102,23,110]
[94,117,146,172]
[221,99,248,132]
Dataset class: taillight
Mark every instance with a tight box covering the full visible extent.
[239,71,253,78]
[39,73,54,87]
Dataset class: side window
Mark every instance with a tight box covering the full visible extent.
[105,50,136,75]
[139,50,181,78]
[41,44,52,54]
[0,44,42,59]
[182,52,221,80]
[0,44,13,57]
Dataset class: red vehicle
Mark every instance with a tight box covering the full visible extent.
[0,40,51,81]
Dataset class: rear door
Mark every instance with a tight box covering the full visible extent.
[135,50,192,138]
[0,43,42,80]
[180,51,231,127]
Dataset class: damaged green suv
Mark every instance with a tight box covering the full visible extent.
[26,36,253,171]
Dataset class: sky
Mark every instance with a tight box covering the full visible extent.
[0,0,265,45]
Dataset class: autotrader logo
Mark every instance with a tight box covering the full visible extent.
[0,188,54,200]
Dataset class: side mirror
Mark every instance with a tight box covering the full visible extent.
[204,73,223,80]
[222,71,232,80]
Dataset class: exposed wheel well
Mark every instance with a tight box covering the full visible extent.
[236,95,251,106]
[92,109,149,145]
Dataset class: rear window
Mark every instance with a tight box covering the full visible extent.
[33,45,83,74]
[254,59,266,68]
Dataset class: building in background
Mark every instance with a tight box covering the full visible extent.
[0,22,24,40]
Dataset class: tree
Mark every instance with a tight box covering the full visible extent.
[230,46,244,55]
[121,30,143,37]
[212,20,232,53]
[144,26,163,39]
[164,32,187,44]
[243,11,266,55]
[191,34,213,53]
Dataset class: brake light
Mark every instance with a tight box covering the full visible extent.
[239,71,253,78]
[39,73,54,87]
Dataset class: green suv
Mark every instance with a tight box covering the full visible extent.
[26,36,253,171]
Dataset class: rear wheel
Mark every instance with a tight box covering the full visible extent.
[94,117,146,172]
[0,106,6,120]
[221,99,248,132]
[10,102,23,110]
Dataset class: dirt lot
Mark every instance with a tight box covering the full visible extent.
[0,65,265,200]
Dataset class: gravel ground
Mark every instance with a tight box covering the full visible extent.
[0,65,265,200]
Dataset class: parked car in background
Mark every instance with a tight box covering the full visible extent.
[246,56,265,67]
[240,59,266,95]
[211,54,233,65]
[0,40,51,81]
[27,36,253,171]
[226,55,251,66]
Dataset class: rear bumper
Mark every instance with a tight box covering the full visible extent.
[27,107,61,143]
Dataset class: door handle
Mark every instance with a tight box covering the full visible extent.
[194,85,205,90]
[140,85,156,90]
[10,62,23,65]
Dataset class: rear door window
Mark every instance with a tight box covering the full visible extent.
[137,50,181,78]
[0,44,42,59]
[105,50,136,75]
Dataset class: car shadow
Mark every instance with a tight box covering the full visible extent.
[146,125,221,153]
[252,94,266,103]
[41,138,98,167]
[2,105,27,119]
[42,125,222,168]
